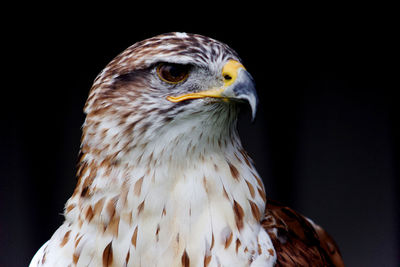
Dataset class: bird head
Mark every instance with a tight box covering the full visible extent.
[82,33,258,163]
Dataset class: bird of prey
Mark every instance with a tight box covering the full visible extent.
[30,32,344,267]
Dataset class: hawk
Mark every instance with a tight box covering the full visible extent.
[30,32,344,267]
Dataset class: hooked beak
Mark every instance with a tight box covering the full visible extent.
[166,60,259,121]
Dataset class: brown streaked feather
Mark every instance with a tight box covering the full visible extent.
[262,199,344,267]
[312,220,345,267]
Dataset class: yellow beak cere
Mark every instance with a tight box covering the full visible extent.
[222,60,246,87]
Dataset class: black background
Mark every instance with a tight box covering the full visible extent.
[1,5,398,266]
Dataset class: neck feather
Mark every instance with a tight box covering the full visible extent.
[63,105,268,266]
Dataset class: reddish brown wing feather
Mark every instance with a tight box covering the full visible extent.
[262,199,344,267]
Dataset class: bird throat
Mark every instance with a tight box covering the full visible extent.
[62,114,274,266]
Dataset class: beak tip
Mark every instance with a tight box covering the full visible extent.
[250,97,258,123]
[228,69,259,123]
[251,109,256,122]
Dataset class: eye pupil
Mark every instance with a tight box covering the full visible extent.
[157,63,189,83]
[169,66,181,77]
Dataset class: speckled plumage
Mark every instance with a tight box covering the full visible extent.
[30,32,343,267]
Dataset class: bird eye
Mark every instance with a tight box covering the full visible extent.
[157,63,190,84]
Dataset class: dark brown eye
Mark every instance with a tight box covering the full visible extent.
[157,63,190,84]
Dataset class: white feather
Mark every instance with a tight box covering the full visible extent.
[29,241,48,267]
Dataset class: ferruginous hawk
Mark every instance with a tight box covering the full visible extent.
[30,32,344,267]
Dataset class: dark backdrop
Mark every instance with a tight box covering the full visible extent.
[1,6,398,266]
